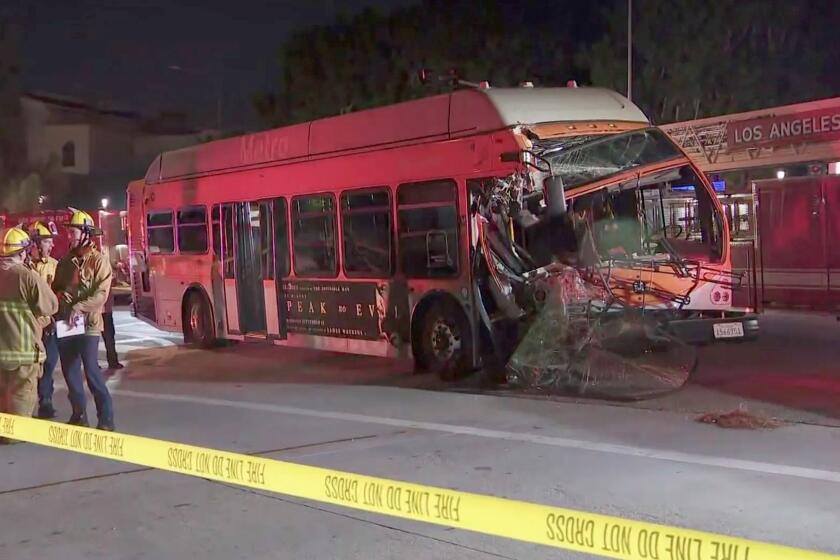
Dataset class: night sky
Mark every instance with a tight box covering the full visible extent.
[13,0,417,131]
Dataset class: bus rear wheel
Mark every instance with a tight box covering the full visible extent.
[418,300,472,381]
[184,291,215,349]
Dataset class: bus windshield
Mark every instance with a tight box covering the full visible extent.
[538,128,683,191]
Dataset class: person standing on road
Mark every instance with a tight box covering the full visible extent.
[53,210,115,431]
[27,222,61,419]
[101,286,123,371]
[0,227,59,443]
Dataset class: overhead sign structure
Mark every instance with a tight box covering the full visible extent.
[727,107,840,152]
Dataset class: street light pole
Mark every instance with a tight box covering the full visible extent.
[627,0,633,102]
[216,72,223,131]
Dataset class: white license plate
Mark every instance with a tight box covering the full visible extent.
[713,322,744,339]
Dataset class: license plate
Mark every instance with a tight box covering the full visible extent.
[713,322,744,339]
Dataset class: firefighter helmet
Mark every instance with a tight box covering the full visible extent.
[29,221,57,241]
[0,227,32,257]
[68,208,101,235]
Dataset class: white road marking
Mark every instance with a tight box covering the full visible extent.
[116,336,179,346]
[111,389,840,484]
[115,337,157,345]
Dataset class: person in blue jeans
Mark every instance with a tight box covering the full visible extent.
[57,334,113,428]
[37,328,60,417]
[27,221,61,419]
[52,210,115,431]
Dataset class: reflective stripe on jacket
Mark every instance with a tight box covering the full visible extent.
[0,262,59,369]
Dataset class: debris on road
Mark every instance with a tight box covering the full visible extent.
[696,407,784,429]
[505,270,695,399]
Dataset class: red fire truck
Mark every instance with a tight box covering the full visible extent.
[748,175,840,311]
[662,96,840,315]
[0,208,131,294]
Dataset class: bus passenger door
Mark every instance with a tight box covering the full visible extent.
[264,198,289,339]
[221,204,240,333]
[256,199,289,339]
[221,202,268,335]
[127,186,155,322]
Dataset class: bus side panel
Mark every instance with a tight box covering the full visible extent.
[139,132,516,356]
[274,278,410,359]
[152,255,215,332]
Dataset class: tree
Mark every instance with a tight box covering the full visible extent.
[0,16,72,212]
[581,0,840,123]
[0,19,25,185]
[255,1,601,126]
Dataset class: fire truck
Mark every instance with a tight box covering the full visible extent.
[0,208,131,297]
[662,95,840,315]
[747,175,840,311]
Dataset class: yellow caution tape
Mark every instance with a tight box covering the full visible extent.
[1,412,836,560]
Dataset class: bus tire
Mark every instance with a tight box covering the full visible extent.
[417,299,472,381]
[183,291,216,349]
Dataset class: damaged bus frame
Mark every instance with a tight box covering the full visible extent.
[128,85,757,383]
[477,123,759,392]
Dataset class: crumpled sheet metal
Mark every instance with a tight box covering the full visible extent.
[506,268,696,400]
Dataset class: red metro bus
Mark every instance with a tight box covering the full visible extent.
[127,86,757,377]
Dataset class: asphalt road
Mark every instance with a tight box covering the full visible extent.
[1,310,839,559]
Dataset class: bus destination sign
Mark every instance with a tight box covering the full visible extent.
[283,281,380,341]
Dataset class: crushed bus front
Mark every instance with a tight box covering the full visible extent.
[472,125,758,396]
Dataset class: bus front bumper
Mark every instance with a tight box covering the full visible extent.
[666,314,760,344]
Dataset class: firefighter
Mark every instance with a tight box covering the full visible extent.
[53,209,115,430]
[28,221,61,418]
[0,227,59,442]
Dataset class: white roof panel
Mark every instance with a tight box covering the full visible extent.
[481,87,649,126]
[148,87,650,182]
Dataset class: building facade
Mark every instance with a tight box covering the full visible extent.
[21,92,216,210]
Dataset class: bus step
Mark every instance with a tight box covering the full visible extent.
[243,332,268,342]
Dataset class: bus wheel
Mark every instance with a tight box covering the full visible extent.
[184,292,215,349]
[419,300,472,381]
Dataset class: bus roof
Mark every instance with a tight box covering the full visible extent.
[145,87,648,183]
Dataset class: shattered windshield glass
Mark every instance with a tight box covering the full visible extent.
[539,128,683,191]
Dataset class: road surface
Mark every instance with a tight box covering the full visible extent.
[1,309,838,559]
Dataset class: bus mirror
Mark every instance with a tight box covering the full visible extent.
[545,176,567,217]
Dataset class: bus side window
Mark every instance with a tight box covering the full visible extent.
[146,211,174,254]
[292,194,338,278]
[341,188,392,278]
[397,179,458,278]
[640,164,723,262]
[177,206,208,253]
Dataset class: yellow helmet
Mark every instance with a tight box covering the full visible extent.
[68,208,101,235]
[0,227,32,257]
[29,220,57,241]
